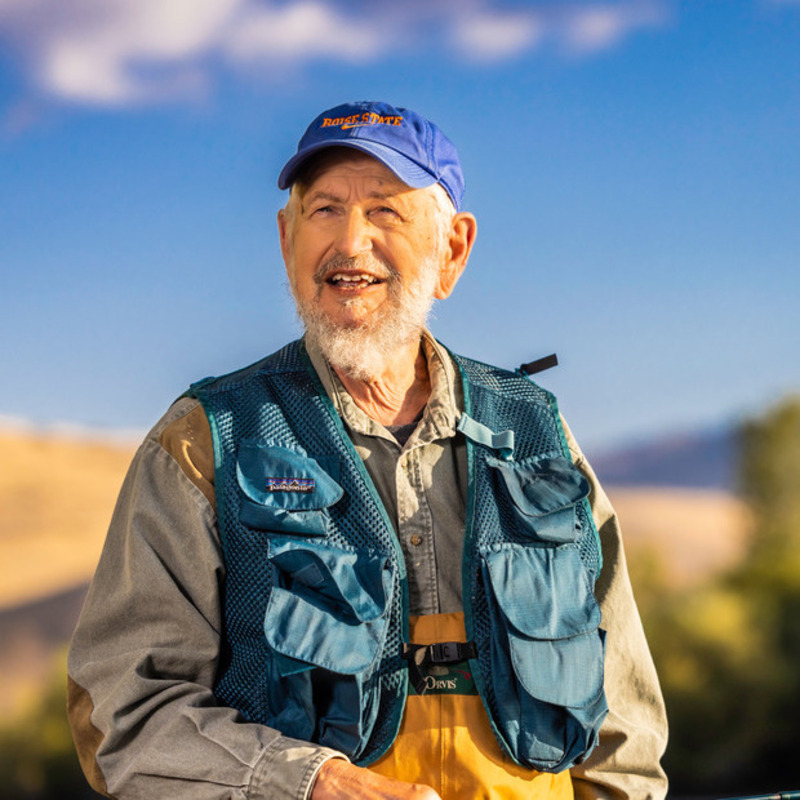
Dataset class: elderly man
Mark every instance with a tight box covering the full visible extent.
[68,101,668,800]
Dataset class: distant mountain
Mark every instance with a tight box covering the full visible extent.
[588,424,740,491]
[0,582,89,714]
[0,582,88,653]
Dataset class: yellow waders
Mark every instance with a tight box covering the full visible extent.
[368,613,574,800]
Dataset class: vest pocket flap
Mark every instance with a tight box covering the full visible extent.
[487,455,590,517]
[270,539,391,623]
[482,544,601,639]
[240,501,328,536]
[237,440,344,511]
[264,588,389,675]
[509,629,606,708]
[264,539,393,674]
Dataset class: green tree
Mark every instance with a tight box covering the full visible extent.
[0,648,98,800]
[732,395,800,787]
[630,396,800,795]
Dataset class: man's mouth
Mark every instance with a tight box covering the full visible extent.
[326,272,384,290]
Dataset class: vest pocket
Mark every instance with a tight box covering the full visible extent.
[236,440,344,536]
[479,543,608,771]
[262,537,394,758]
[487,455,591,543]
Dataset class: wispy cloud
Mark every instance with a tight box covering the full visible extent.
[450,2,667,63]
[557,3,668,53]
[222,2,381,64]
[452,11,545,62]
[0,0,670,110]
[0,0,242,105]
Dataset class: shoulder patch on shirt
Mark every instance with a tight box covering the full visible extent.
[159,402,216,509]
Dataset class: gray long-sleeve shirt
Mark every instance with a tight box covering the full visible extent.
[68,334,668,799]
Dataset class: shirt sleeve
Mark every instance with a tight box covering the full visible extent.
[67,398,345,800]
[562,420,670,800]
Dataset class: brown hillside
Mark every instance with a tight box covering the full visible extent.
[0,428,751,716]
[608,486,751,587]
[0,429,136,609]
[0,427,750,609]
[0,431,747,608]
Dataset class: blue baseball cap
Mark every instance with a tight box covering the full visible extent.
[278,100,465,211]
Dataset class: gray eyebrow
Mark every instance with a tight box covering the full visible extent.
[304,189,398,207]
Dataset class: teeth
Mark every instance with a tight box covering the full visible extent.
[330,273,378,284]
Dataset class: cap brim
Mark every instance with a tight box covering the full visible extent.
[278,140,437,191]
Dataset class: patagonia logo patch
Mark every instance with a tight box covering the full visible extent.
[321,112,403,130]
[265,477,315,494]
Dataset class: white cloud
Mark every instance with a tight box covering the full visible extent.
[453,11,544,62]
[2,0,243,104]
[0,0,671,109]
[558,3,668,54]
[222,2,381,63]
[451,2,668,62]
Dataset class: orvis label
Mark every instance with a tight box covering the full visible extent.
[409,661,478,696]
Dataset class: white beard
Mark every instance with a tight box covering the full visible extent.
[292,253,440,381]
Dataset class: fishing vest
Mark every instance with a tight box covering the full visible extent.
[188,339,608,773]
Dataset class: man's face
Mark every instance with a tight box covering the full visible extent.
[279,150,449,335]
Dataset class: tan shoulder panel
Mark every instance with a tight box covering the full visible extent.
[158,403,216,510]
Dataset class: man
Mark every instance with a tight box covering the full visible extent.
[68,100,668,799]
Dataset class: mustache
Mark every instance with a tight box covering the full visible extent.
[313,253,399,284]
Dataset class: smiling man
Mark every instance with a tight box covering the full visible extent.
[68,101,668,800]
[278,146,473,425]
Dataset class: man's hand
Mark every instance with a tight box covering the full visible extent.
[311,759,442,799]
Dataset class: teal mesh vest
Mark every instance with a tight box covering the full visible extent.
[189,339,608,771]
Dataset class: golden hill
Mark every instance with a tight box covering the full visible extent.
[0,428,136,609]
[0,427,751,611]
[0,426,751,717]
[609,486,750,586]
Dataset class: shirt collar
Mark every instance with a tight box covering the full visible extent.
[304,331,462,448]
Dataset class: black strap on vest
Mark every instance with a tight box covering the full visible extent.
[519,353,558,375]
[401,641,478,695]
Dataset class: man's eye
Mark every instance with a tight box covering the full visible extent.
[373,206,399,217]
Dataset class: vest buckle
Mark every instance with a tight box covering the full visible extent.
[430,642,459,663]
[402,641,477,666]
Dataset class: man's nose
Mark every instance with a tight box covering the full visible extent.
[335,210,373,257]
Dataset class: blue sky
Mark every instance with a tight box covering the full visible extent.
[1,0,798,452]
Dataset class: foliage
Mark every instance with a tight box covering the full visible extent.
[0,648,99,800]
[632,395,800,795]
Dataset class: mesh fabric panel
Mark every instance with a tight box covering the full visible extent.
[192,341,405,763]
[452,353,603,765]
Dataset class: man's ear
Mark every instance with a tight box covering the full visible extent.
[277,207,292,267]
[435,212,477,300]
